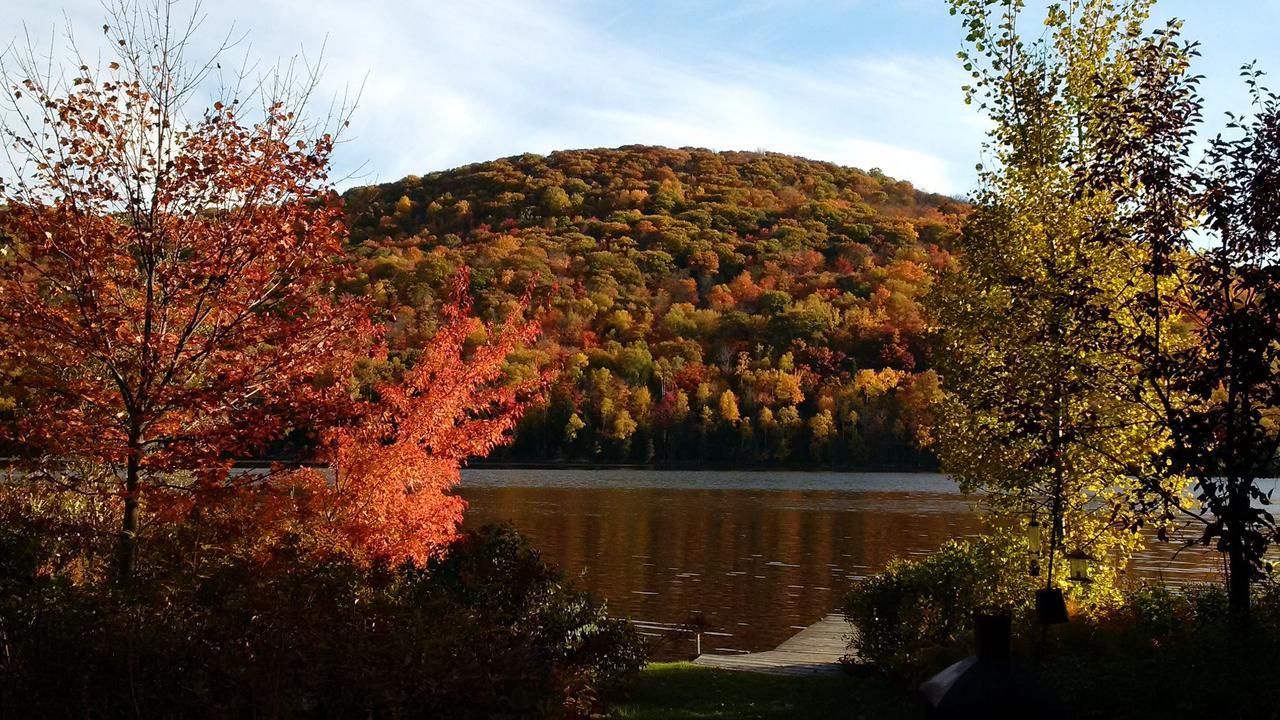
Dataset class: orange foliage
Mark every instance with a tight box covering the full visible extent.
[0,39,374,575]
[276,273,546,565]
[727,271,764,304]
[707,284,737,311]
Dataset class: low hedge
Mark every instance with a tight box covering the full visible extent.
[0,522,646,719]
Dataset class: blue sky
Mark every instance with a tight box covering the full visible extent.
[7,1,1280,195]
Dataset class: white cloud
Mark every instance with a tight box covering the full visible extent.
[5,0,984,194]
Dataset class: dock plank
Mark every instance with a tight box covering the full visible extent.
[692,614,851,676]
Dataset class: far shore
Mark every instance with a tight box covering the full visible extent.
[465,459,942,473]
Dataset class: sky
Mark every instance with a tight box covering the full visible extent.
[6,0,1280,196]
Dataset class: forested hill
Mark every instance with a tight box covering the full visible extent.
[341,146,966,468]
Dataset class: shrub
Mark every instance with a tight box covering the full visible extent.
[844,531,1280,720]
[1046,582,1280,720]
[842,531,1036,676]
[0,517,645,719]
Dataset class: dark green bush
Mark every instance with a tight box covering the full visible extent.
[1045,582,1280,720]
[842,531,1036,676]
[844,532,1280,720]
[0,522,645,719]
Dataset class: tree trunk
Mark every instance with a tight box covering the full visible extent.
[116,439,142,584]
[1226,486,1251,624]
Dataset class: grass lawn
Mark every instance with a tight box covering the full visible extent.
[609,662,924,720]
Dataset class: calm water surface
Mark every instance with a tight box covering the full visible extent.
[457,469,1250,660]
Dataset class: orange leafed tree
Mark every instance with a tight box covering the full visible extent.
[0,3,373,579]
[272,272,547,566]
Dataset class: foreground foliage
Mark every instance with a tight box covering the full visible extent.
[1044,583,1280,720]
[1084,16,1280,619]
[932,0,1180,603]
[845,543,1280,719]
[842,533,1038,677]
[0,514,645,719]
[941,0,1280,622]
[274,270,546,567]
[0,6,374,580]
[0,1,547,583]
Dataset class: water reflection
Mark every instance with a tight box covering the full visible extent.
[457,470,1243,660]
[459,473,980,659]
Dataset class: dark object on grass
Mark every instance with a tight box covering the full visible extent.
[972,613,1011,664]
[919,613,1058,719]
[1035,588,1069,625]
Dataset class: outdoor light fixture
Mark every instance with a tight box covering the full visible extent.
[1066,549,1093,583]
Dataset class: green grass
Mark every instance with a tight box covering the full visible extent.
[608,662,924,720]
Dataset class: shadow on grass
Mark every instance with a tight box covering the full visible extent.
[610,662,926,720]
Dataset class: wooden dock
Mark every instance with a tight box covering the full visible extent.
[692,614,851,676]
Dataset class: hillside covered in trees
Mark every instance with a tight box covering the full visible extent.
[342,146,966,467]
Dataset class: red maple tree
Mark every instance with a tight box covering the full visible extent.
[269,272,547,566]
[0,7,373,579]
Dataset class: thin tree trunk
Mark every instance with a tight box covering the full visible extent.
[116,436,142,583]
[1226,483,1251,623]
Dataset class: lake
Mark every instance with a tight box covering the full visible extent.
[458,469,1246,660]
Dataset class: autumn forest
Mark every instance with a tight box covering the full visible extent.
[342,147,961,468]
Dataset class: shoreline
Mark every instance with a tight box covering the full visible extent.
[465,460,941,473]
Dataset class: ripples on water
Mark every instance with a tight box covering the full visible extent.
[458,469,1267,660]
